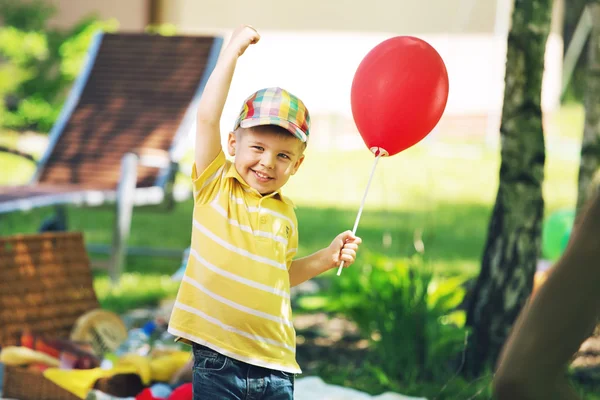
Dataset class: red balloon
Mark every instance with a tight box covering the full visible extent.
[351,36,449,157]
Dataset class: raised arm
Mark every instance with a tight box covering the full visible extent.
[494,193,600,399]
[194,25,260,174]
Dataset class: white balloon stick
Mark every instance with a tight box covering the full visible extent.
[336,150,384,276]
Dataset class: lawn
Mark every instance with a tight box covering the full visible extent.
[0,120,581,309]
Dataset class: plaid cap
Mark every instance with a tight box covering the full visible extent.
[233,87,310,142]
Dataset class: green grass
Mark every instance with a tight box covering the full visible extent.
[94,273,181,314]
[548,103,585,140]
[0,105,594,396]
[0,104,584,309]
[0,143,580,312]
[0,104,585,310]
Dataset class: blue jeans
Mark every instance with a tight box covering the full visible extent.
[192,343,294,400]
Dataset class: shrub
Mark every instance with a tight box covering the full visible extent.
[325,254,470,383]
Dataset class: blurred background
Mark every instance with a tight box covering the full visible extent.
[0,0,596,399]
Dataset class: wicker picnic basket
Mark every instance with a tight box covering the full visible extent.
[0,232,100,400]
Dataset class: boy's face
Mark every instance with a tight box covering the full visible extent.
[227,126,305,195]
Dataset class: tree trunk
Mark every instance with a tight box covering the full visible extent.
[462,0,553,377]
[575,2,600,214]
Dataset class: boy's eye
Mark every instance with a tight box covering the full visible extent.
[252,146,264,151]
[278,153,290,159]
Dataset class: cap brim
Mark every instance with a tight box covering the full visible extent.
[239,117,307,142]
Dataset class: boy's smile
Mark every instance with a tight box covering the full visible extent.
[251,168,273,182]
[228,126,305,195]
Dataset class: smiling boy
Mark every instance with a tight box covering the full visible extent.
[168,25,362,400]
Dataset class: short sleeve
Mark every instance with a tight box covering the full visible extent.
[191,150,226,204]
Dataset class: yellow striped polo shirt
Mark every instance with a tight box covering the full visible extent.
[168,150,301,373]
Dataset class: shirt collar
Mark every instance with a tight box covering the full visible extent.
[223,162,295,207]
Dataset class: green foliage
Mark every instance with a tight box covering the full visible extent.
[59,16,119,80]
[563,67,590,104]
[0,0,118,132]
[3,96,59,131]
[324,254,470,384]
[0,0,56,31]
[0,26,48,63]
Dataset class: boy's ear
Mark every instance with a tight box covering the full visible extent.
[291,154,305,175]
[227,131,237,156]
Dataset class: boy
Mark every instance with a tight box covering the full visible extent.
[168,25,362,399]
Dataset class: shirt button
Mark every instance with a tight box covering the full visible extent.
[260,216,267,224]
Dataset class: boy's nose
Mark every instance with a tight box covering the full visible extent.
[260,154,275,169]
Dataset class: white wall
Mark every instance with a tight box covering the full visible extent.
[44,0,565,149]
[161,0,498,35]
[159,0,563,145]
[201,30,562,146]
